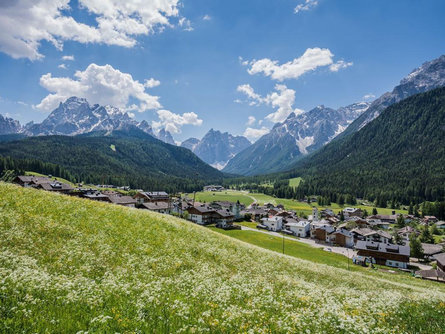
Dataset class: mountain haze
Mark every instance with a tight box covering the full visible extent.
[181,129,251,169]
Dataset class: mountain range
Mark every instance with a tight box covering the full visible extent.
[1,96,178,145]
[223,102,370,176]
[339,54,445,139]
[223,54,445,176]
[290,86,445,203]
[181,129,251,169]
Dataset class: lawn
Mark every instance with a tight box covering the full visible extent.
[2,183,444,333]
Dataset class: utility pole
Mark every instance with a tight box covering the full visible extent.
[282,234,285,254]
[347,249,350,271]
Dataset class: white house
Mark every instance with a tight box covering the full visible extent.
[261,216,283,232]
[285,220,310,237]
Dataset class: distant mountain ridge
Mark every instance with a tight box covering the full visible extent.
[0,113,23,135]
[339,54,445,138]
[181,129,251,169]
[1,96,177,145]
[223,102,370,176]
[289,87,445,203]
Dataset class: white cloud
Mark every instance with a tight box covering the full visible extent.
[144,78,161,88]
[178,17,193,31]
[152,109,203,134]
[37,63,161,112]
[203,15,212,21]
[329,60,353,72]
[363,93,376,101]
[294,0,318,14]
[264,84,302,123]
[245,48,352,81]
[237,84,263,104]
[58,64,67,69]
[243,126,270,141]
[62,55,75,61]
[246,116,256,126]
[237,83,303,123]
[0,0,182,60]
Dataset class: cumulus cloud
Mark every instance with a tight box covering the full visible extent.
[245,48,352,81]
[202,15,212,21]
[144,78,161,88]
[0,0,182,60]
[246,116,256,126]
[152,109,203,134]
[294,0,318,13]
[329,60,353,72]
[243,126,270,141]
[37,63,161,112]
[58,64,67,70]
[237,84,263,104]
[264,84,303,123]
[62,55,75,61]
[237,83,303,123]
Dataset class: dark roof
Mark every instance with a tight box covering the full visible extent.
[38,182,73,191]
[434,252,445,266]
[215,209,234,218]
[108,195,137,205]
[351,228,374,236]
[188,204,215,214]
[355,241,410,257]
[142,202,169,210]
[421,243,444,256]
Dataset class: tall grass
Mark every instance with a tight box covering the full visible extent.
[0,183,444,333]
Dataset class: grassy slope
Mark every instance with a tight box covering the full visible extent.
[289,177,302,187]
[0,183,444,333]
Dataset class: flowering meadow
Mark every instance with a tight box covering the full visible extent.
[0,183,444,333]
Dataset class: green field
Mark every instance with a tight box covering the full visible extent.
[210,228,416,278]
[1,183,444,333]
[193,190,408,216]
[191,190,255,206]
[289,177,302,187]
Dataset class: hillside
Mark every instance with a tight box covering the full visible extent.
[223,103,369,176]
[339,54,445,139]
[290,87,445,203]
[0,128,222,192]
[0,183,444,332]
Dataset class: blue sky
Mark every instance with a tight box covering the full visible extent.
[0,0,444,142]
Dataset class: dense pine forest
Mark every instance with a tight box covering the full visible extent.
[0,129,223,192]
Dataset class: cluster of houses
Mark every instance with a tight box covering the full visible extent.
[241,203,445,273]
[13,176,445,277]
[13,176,243,230]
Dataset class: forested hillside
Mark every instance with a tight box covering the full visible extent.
[0,128,223,192]
[289,87,445,204]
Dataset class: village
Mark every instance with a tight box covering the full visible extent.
[13,175,445,282]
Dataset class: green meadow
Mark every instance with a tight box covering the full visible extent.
[1,183,443,333]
